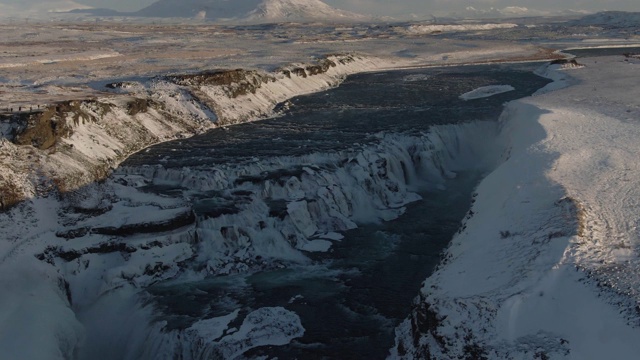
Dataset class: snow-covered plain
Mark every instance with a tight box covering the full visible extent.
[1,12,640,360]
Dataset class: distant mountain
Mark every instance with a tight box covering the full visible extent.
[132,0,370,22]
[0,0,90,17]
[570,11,640,28]
[68,8,122,16]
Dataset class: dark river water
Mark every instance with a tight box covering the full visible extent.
[123,63,550,168]
[126,63,551,359]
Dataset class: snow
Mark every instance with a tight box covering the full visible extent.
[495,268,640,359]
[0,259,83,360]
[216,307,304,358]
[297,239,333,252]
[459,85,515,100]
[392,56,640,359]
[140,307,304,359]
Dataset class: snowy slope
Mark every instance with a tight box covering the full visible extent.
[392,57,640,359]
[134,0,369,22]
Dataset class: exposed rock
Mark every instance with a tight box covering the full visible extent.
[38,242,139,263]
[57,210,196,239]
[169,69,275,98]
[0,176,23,211]
[13,101,91,150]
[125,97,149,116]
[550,58,583,67]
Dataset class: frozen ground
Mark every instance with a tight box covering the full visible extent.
[1,13,640,360]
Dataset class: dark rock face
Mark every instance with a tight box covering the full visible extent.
[550,58,583,67]
[125,98,150,116]
[407,295,441,359]
[56,210,196,239]
[169,69,275,98]
[0,180,22,211]
[105,81,138,89]
[13,100,109,150]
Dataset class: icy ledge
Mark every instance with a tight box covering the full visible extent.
[391,56,640,359]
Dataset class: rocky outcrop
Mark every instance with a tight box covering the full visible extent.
[14,101,103,150]
[56,210,196,239]
[169,69,275,97]
[0,91,215,210]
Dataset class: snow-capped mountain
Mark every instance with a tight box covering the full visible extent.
[246,0,369,22]
[133,0,370,22]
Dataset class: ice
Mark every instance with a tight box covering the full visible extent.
[0,259,83,360]
[140,307,304,360]
[459,85,515,100]
[297,239,333,252]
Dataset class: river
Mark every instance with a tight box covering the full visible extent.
[120,62,551,359]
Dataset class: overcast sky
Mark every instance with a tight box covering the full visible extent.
[0,0,637,16]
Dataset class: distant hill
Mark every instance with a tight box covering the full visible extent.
[570,11,640,28]
[0,0,90,17]
[127,0,371,22]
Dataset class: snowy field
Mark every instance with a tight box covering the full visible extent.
[1,11,640,360]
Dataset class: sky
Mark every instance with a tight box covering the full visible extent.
[0,0,637,17]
